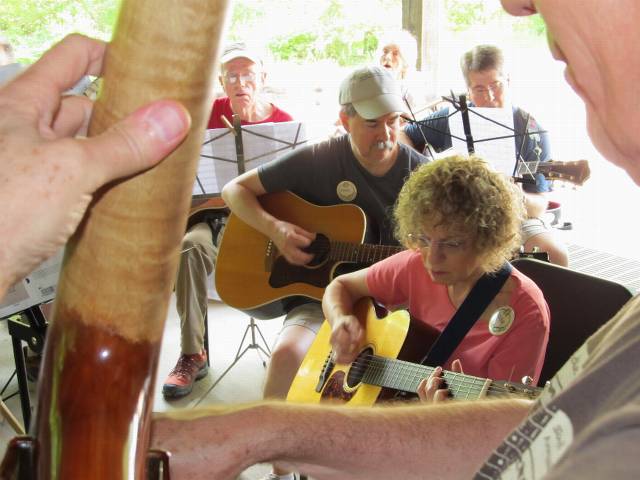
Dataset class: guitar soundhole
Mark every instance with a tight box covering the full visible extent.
[304,233,330,267]
[320,371,354,403]
[346,347,373,389]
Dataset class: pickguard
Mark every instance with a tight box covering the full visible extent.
[319,371,354,403]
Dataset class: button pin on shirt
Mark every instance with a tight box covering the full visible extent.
[488,306,515,335]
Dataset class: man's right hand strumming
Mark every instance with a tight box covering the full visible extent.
[271,219,315,265]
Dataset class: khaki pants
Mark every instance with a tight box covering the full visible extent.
[175,222,221,354]
[175,220,321,356]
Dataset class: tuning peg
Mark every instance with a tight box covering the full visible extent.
[521,375,534,386]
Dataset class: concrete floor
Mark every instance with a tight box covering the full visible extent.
[0,296,285,479]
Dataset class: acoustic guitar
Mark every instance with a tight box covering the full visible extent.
[287,298,542,406]
[214,160,589,318]
[516,159,590,186]
[214,191,402,318]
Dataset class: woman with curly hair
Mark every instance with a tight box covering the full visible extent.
[322,155,549,400]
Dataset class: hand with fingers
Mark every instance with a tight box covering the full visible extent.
[0,33,191,297]
[417,359,464,403]
[272,219,316,265]
[329,313,365,364]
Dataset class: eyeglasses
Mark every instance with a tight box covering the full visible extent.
[470,81,504,98]
[406,233,466,252]
[223,72,258,84]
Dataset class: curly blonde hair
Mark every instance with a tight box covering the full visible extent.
[394,155,524,272]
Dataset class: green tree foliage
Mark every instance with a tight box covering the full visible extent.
[444,0,546,36]
[445,0,487,31]
[1,0,544,65]
[266,0,383,66]
[0,0,119,62]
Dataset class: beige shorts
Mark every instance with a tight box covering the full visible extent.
[282,302,324,334]
[521,217,551,243]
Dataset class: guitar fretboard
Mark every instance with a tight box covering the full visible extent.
[358,355,540,400]
[361,355,490,400]
[329,242,402,264]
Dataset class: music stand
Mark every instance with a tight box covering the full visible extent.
[192,115,307,403]
[409,93,548,185]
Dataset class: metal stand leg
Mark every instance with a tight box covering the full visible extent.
[10,335,31,431]
[194,317,271,406]
[6,305,48,432]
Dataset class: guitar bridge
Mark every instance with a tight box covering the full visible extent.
[315,352,335,393]
[264,240,276,272]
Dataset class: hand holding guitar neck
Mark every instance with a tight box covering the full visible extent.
[417,360,464,403]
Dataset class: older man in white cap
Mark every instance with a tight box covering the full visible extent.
[220,64,428,480]
[207,42,292,129]
[162,42,294,400]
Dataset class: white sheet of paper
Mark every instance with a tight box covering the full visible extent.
[450,106,516,176]
[193,121,307,196]
[0,249,63,318]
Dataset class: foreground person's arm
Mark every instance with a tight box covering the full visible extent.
[151,399,532,480]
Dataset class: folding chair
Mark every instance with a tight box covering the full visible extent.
[512,257,633,386]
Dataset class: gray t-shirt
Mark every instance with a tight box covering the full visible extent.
[258,134,426,246]
[476,294,640,479]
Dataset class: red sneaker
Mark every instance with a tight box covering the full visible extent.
[162,351,208,399]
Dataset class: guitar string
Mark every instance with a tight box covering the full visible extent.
[326,352,536,398]
[345,354,539,397]
[360,355,529,396]
[299,233,403,263]
[356,359,532,398]
[359,359,487,396]
[327,241,402,263]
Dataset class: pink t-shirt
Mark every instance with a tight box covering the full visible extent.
[207,96,293,129]
[366,249,550,383]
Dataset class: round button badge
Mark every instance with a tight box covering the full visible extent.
[488,306,515,336]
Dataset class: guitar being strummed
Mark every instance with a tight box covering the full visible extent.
[288,298,542,406]
[315,156,550,404]
[215,160,588,319]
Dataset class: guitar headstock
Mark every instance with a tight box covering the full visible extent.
[534,159,591,186]
[491,380,542,400]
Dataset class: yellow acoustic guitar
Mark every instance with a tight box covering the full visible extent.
[215,191,402,318]
[287,298,542,406]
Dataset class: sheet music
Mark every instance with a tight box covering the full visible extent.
[0,249,63,318]
[193,121,307,196]
[450,106,516,176]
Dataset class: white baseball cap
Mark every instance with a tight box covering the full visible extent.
[219,42,262,66]
[339,65,405,119]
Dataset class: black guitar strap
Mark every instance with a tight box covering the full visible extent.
[421,262,513,367]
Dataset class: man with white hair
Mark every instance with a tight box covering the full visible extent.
[377,29,424,114]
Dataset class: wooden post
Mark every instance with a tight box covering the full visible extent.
[403,0,444,95]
